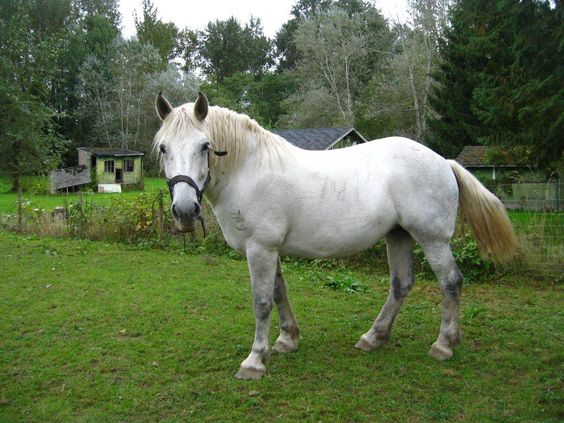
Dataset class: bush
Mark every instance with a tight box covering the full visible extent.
[414,233,497,283]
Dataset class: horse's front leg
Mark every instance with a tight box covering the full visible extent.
[235,245,278,380]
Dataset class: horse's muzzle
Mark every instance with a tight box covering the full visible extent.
[171,201,200,233]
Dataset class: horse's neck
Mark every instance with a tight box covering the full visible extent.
[206,125,294,206]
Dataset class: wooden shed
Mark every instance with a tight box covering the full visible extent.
[271,127,368,150]
[50,165,92,193]
[77,147,144,187]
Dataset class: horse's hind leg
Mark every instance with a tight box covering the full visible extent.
[272,259,300,353]
[422,242,463,360]
[356,228,414,351]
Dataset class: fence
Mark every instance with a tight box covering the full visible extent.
[485,182,562,211]
[2,186,562,282]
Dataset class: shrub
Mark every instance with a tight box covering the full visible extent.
[414,233,497,283]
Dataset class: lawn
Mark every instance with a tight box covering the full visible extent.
[0,177,167,214]
[0,232,562,422]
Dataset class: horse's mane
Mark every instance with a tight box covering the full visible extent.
[154,103,290,172]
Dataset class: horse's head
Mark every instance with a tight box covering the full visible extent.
[155,92,218,233]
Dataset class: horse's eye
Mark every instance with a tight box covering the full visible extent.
[159,144,166,154]
[201,143,210,152]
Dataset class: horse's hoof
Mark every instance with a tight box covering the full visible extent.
[273,338,298,353]
[235,366,266,380]
[355,336,377,351]
[428,342,453,361]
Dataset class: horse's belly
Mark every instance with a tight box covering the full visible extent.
[280,218,392,259]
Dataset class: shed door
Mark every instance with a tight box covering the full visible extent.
[115,168,123,183]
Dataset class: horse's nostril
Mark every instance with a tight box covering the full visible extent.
[172,204,180,219]
[194,202,201,216]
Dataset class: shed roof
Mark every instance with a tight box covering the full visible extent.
[77,147,144,157]
[50,165,91,190]
[271,127,367,150]
[456,146,522,168]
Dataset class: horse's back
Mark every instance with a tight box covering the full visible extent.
[275,137,459,257]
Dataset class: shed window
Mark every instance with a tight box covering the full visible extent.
[124,159,134,172]
[104,160,115,173]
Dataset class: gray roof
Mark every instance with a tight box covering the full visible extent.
[271,127,367,150]
[77,147,144,157]
[50,166,91,190]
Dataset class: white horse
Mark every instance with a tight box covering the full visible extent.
[154,92,519,380]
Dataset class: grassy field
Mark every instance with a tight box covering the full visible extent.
[0,177,167,214]
[0,232,562,422]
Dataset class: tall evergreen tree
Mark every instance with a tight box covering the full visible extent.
[471,0,563,166]
[426,0,488,158]
[428,0,563,165]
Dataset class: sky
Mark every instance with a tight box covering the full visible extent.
[119,0,409,39]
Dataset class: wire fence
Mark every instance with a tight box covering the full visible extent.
[485,182,562,211]
[478,182,562,282]
[2,184,562,282]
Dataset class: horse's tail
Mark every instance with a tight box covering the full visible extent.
[448,160,519,263]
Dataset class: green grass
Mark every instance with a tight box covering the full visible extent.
[0,177,167,214]
[1,232,562,422]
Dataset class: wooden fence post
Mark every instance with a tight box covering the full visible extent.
[17,183,22,233]
[158,188,164,244]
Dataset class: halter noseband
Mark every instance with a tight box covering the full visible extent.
[166,173,210,203]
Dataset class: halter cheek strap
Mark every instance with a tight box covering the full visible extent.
[165,149,226,202]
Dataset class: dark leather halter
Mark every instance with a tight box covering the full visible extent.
[165,149,226,236]
[166,173,210,203]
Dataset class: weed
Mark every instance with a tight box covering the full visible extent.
[322,275,364,293]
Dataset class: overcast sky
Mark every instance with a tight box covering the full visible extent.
[119,0,409,39]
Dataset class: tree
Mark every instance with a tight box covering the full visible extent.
[134,0,182,68]
[427,0,562,165]
[279,5,391,128]
[426,0,488,157]
[197,17,273,83]
[79,38,162,149]
[471,0,563,166]
[359,0,452,141]
[0,0,69,190]
[202,72,297,127]
[274,0,331,72]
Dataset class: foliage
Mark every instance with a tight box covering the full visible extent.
[425,0,488,157]
[470,0,563,167]
[195,17,273,84]
[414,233,497,282]
[279,4,392,128]
[203,72,297,128]
[0,0,70,188]
[134,0,184,67]
[427,0,563,165]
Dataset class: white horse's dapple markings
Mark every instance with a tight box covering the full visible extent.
[154,92,519,380]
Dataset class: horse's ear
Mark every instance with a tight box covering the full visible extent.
[194,92,208,121]
[156,92,173,121]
